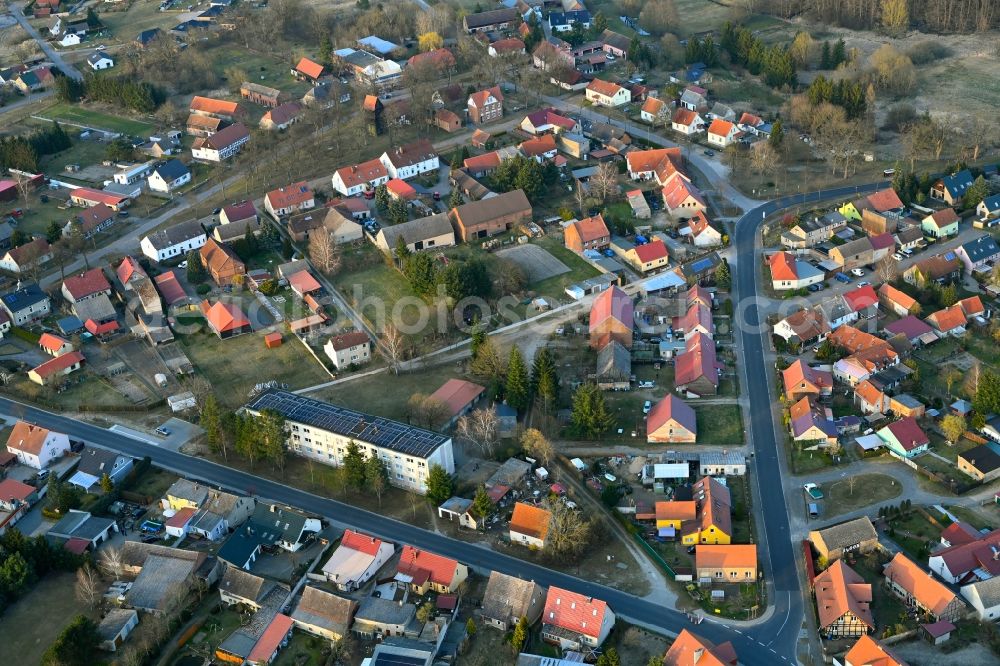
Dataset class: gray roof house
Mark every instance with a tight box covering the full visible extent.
[219,566,281,609]
[375,213,456,253]
[353,596,419,639]
[72,448,133,490]
[955,234,1000,274]
[290,586,358,641]
[481,571,545,631]
[48,509,118,551]
[595,340,631,390]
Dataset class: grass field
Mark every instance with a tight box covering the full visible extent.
[530,235,602,301]
[39,103,155,136]
[824,473,902,517]
[178,325,330,408]
[694,403,743,446]
[313,362,462,422]
[0,572,97,666]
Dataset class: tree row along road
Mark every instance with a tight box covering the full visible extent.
[732,181,890,661]
[0,393,783,665]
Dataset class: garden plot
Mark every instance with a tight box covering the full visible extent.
[496,244,570,283]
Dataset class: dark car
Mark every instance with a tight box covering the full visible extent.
[703,149,715,157]
[834,272,851,283]
[807,283,822,292]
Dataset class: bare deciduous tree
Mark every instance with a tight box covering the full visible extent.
[99,545,125,579]
[381,324,406,375]
[309,231,342,275]
[456,407,500,458]
[875,255,898,284]
[75,563,102,607]
[13,172,33,212]
[588,162,620,205]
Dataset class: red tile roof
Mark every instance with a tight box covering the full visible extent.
[510,502,551,541]
[76,203,115,233]
[326,331,369,351]
[190,96,240,116]
[883,552,960,617]
[662,176,705,210]
[70,187,128,207]
[397,545,460,587]
[38,332,70,353]
[519,134,557,157]
[116,256,146,286]
[0,478,35,503]
[407,48,456,70]
[31,351,85,378]
[926,305,967,333]
[882,417,929,451]
[6,421,55,455]
[63,267,111,300]
[522,108,576,132]
[385,178,417,200]
[813,560,874,632]
[429,378,486,417]
[632,239,668,264]
[932,528,1000,581]
[570,214,610,244]
[266,181,313,210]
[626,147,683,183]
[166,506,196,528]
[543,586,610,638]
[589,286,633,332]
[675,332,718,391]
[768,252,798,281]
[287,270,322,295]
[490,37,524,54]
[647,394,697,436]
[587,78,624,98]
[842,635,906,666]
[707,119,735,137]
[154,270,186,305]
[878,284,916,311]
[926,208,959,228]
[958,295,985,317]
[222,200,257,224]
[865,188,904,212]
[340,529,385,556]
[672,108,698,125]
[664,629,738,666]
[334,158,389,189]
[247,613,293,662]
[295,57,325,80]
[463,152,501,171]
[843,284,878,313]
[200,300,250,334]
[468,85,503,109]
[85,319,119,336]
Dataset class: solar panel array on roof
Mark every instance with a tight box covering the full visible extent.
[944,251,955,260]
[246,390,449,458]
[690,257,713,272]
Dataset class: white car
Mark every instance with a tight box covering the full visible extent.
[179,260,188,269]
[643,400,652,414]
[850,268,865,277]
[893,253,904,261]
[858,281,871,287]
[638,381,655,389]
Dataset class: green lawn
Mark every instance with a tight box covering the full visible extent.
[530,235,602,301]
[39,102,154,136]
[273,630,327,666]
[824,473,903,518]
[178,323,331,408]
[313,362,463,422]
[0,573,97,666]
[694,404,743,446]
[39,138,109,181]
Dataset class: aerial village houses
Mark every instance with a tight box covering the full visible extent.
[589,285,633,349]
[323,331,371,370]
[200,238,246,286]
[541,586,615,651]
[201,300,252,339]
[467,86,504,124]
[808,517,880,562]
[321,529,394,591]
[395,545,468,594]
[191,123,250,162]
[509,502,551,549]
[695,544,758,583]
[813,560,875,639]
[480,571,545,631]
[141,220,207,262]
[647,395,697,444]
[882,553,967,622]
[564,214,610,253]
[449,190,532,242]
[244,390,455,493]
[585,79,631,107]
[264,182,315,219]
[6,421,70,469]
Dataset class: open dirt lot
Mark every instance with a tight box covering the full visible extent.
[496,244,571,284]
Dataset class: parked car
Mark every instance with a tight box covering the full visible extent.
[850,268,865,277]
[858,281,871,287]
[807,283,822,292]
[703,149,715,156]
[803,483,824,500]
[642,400,652,415]
[155,427,171,437]
[834,272,851,283]
[638,381,655,389]
[893,253,904,261]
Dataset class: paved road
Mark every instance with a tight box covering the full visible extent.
[0,395,789,666]
[731,182,890,660]
[8,4,83,81]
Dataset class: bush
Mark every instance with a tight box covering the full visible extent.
[906,41,952,66]
[883,104,917,132]
[195,283,211,295]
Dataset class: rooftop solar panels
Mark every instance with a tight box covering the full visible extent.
[246,390,449,459]
[690,257,713,273]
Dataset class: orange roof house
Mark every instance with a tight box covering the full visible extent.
[813,560,874,639]
[509,502,551,548]
[28,351,85,386]
[655,501,697,529]
[519,134,557,160]
[882,553,966,622]
[264,332,283,348]
[541,586,615,649]
[842,635,907,666]
[385,178,417,200]
[200,237,245,286]
[189,96,241,119]
[589,285,633,349]
[38,332,73,357]
[664,629,738,666]
[641,96,666,119]
[200,300,251,338]
[287,270,322,297]
[769,251,798,282]
[565,214,610,253]
[626,147,684,185]
[925,304,967,335]
[781,359,833,401]
[294,57,325,81]
[694,544,757,581]
[662,175,706,214]
[878,284,917,317]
